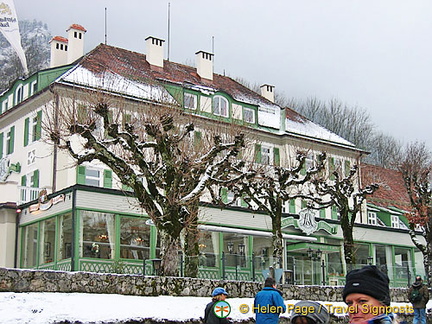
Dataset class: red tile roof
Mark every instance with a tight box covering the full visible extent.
[50,36,68,43]
[67,24,87,32]
[361,164,411,211]
[75,44,279,109]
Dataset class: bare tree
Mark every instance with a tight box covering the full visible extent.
[45,87,246,277]
[398,141,432,284]
[304,164,378,270]
[209,149,326,268]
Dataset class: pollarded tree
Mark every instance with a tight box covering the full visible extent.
[398,141,432,285]
[46,89,246,277]
[304,164,378,270]
[209,150,326,268]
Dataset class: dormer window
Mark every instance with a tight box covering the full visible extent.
[16,85,23,104]
[243,107,255,123]
[184,93,197,110]
[213,96,228,117]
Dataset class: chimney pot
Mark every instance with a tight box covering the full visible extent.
[146,36,165,68]
[195,50,214,80]
[260,84,275,103]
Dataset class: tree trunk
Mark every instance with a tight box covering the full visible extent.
[271,210,283,269]
[183,224,199,278]
[158,228,181,276]
[340,209,355,272]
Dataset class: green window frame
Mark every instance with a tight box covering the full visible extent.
[6,126,15,155]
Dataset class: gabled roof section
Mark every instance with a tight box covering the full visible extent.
[361,164,411,211]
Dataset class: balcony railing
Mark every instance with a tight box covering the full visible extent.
[18,186,42,205]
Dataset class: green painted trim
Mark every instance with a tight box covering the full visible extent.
[150,226,157,259]
[19,209,74,227]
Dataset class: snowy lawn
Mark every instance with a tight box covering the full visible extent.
[0,292,422,324]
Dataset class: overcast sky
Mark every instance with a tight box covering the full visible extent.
[15,0,432,148]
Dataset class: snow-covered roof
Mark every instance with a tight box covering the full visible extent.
[55,43,357,149]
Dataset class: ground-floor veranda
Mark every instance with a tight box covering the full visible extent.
[14,185,423,287]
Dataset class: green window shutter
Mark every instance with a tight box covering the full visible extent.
[7,126,15,154]
[21,175,26,186]
[122,183,133,192]
[35,111,42,140]
[0,132,3,159]
[331,206,338,220]
[221,187,228,204]
[76,166,86,184]
[194,131,202,148]
[24,118,29,146]
[32,169,39,188]
[103,169,113,188]
[273,147,280,166]
[289,199,296,213]
[254,144,261,163]
[344,160,351,177]
[301,200,307,209]
[320,208,326,218]
[300,163,306,176]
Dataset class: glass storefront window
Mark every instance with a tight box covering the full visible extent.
[22,223,38,268]
[222,233,248,268]
[198,231,219,268]
[58,213,73,261]
[80,211,115,259]
[40,218,56,264]
[354,243,370,266]
[119,217,150,260]
[394,247,411,279]
[253,236,272,271]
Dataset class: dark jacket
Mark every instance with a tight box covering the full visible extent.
[408,282,429,309]
[254,287,286,324]
[204,300,231,324]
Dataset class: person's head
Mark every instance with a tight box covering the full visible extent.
[264,277,277,288]
[413,275,423,288]
[290,301,330,324]
[211,287,228,301]
[342,266,390,323]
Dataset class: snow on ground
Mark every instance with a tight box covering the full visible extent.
[0,292,425,324]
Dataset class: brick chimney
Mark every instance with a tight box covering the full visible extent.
[260,84,275,103]
[195,51,213,80]
[49,36,68,68]
[145,36,165,68]
[66,24,87,64]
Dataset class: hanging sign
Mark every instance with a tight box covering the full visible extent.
[29,189,65,213]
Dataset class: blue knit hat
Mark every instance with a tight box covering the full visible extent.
[212,287,228,297]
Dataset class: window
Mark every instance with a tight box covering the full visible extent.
[391,215,400,228]
[213,96,228,117]
[6,126,15,155]
[184,93,197,110]
[198,231,219,268]
[1,99,8,113]
[15,85,23,104]
[254,144,280,166]
[80,211,116,259]
[24,111,42,146]
[57,213,73,260]
[243,107,255,123]
[30,81,37,96]
[223,232,248,268]
[22,223,38,268]
[77,165,112,188]
[261,145,271,165]
[120,217,151,260]
[27,149,36,165]
[40,218,56,264]
[368,212,377,225]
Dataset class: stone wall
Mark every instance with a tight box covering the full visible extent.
[0,268,419,324]
[0,267,410,303]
